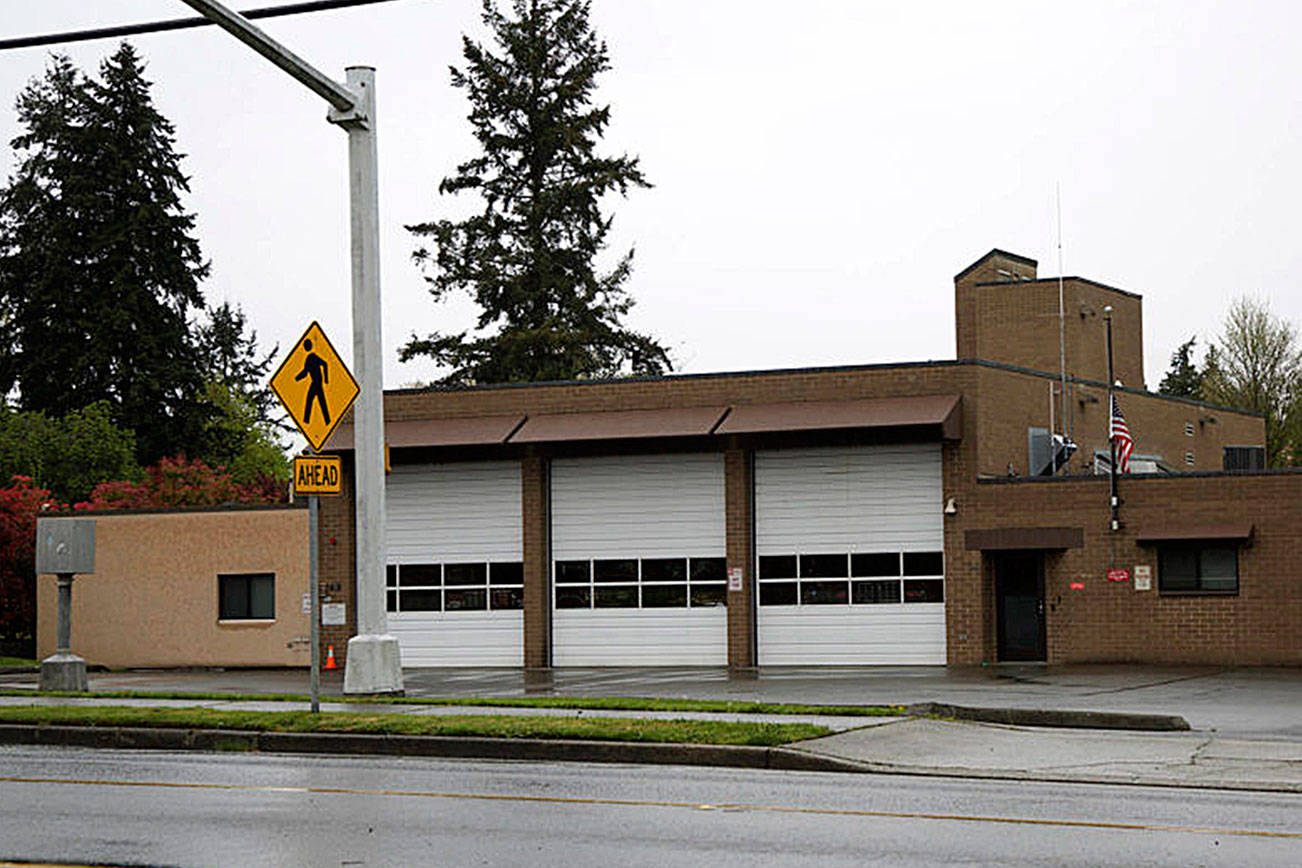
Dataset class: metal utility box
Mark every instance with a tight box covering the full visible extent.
[35,518,96,575]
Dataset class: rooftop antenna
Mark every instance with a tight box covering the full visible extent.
[1055,184,1068,470]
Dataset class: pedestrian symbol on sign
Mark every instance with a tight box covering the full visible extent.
[295,339,331,425]
[270,321,359,452]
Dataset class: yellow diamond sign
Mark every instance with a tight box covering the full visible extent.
[270,321,359,452]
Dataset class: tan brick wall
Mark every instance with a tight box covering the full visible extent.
[36,507,309,668]
[949,472,1302,665]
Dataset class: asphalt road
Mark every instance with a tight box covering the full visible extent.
[2,746,1301,867]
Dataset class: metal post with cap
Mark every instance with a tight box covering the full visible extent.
[178,0,401,694]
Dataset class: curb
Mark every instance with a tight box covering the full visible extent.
[906,702,1190,732]
[0,724,857,774]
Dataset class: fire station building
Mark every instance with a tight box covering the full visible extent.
[309,249,1300,669]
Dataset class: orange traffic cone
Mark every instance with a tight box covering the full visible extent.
[324,645,338,670]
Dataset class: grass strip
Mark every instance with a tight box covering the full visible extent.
[0,658,37,668]
[0,705,830,746]
[0,688,903,718]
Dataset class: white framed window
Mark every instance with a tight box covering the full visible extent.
[756,551,944,606]
[386,562,523,613]
[552,556,727,609]
[1185,422,1195,437]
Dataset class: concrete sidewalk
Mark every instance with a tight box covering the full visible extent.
[792,717,1302,792]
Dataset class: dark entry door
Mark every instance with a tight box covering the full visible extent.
[994,552,1045,661]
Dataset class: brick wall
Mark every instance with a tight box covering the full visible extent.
[949,472,1302,665]
[972,366,1264,477]
[317,453,356,668]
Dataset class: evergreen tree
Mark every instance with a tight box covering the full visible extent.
[403,0,670,384]
[0,44,209,464]
[196,301,283,433]
[1157,337,1204,398]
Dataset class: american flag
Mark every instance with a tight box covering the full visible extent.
[1110,395,1134,474]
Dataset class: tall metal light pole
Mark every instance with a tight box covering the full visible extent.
[179,0,401,694]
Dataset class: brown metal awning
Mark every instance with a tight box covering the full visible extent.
[715,394,962,440]
[323,415,525,450]
[1136,524,1254,543]
[509,406,729,444]
[965,527,1084,551]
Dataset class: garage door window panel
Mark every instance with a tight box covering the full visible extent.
[801,580,849,605]
[553,556,723,609]
[387,561,522,612]
[800,554,848,578]
[853,580,902,604]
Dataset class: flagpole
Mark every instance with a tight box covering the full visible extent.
[1104,305,1119,533]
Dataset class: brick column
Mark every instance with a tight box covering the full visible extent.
[522,453,551,668]
[318,453,357,668]
[725,447,755,668]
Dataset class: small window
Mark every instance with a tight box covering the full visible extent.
[1159,544,1238,594]
[903,579,944,603]
[903,552,944,576]
[800,580,849,605]
[643,585,688,607]
[852,580,901,604]
[759,582,798,606]
[555,561,591,584]
[643,558,687,582]
[555,586,591,608]
[851,553,900,577]
[219,573,275,620]
[800,554,848,578]
[759,555,797,579]
[489,562,524,585]
[1185,422,1195,437]
[595,586,639,608]
[689,584,726,607]
[689,557,726,582]
[400,564,440,587]
[444,563,487,586]
[593,559,638,583]
[1185,451,1195,466]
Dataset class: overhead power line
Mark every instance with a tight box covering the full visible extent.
[0,0,408,52]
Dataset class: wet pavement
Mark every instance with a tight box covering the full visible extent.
[4,663,1299,740]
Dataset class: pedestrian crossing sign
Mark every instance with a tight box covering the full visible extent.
[270,321,359,452]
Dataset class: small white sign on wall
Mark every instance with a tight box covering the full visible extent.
[728,567,743,592]
[1133,565,1152,592]
[321,602,346,626]
[301,593,311,614]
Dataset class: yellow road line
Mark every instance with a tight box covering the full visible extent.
[1,775,1299,841]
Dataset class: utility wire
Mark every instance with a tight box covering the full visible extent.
[0,0,408,52]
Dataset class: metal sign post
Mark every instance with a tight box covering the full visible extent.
[183,0,402,695]
[308,466,321,713]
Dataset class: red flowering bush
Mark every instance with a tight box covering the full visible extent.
[77,456,287,511]
[0,476,59,656]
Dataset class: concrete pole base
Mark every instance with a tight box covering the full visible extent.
[342,634,404,696]
[40,653,88,692]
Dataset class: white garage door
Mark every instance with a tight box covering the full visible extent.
[385,461,523,666]
[551,453,727,666]
[755,444,946,665]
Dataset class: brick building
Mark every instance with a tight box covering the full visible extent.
[312,248,1296,668]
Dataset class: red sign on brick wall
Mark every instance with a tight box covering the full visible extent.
[1107,568,1130,583]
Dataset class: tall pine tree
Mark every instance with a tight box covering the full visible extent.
[0,44,209,463]
[403,0,669,384]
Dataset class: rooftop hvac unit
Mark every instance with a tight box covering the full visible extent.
[1027,428,1077,476]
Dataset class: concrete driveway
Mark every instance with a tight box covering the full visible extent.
[5,664,1299,741]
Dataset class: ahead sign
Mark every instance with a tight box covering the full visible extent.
[293,455,342,496]
[270,321,359,451]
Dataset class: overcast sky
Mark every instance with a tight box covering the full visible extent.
[2,0,1300,394]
